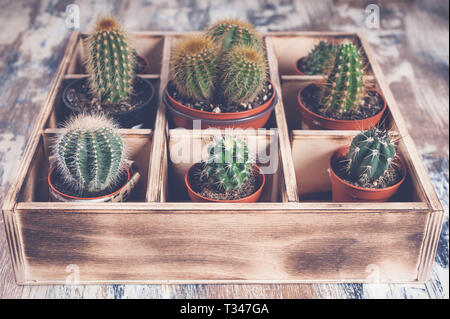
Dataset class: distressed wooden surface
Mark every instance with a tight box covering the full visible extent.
[0,0,448,298]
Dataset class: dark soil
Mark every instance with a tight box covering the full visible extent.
[332,155,403,189]
[167,80,274,113]
[189,163,261,200]
[50,168,128,198]
[300,84,384,121]
[297,57,307,74]
[65,77,151,114]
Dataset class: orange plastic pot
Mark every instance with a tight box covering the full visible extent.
[165,79,276,129]
[185,164,265,203]
[295,57,305,75]
[297,84,387,130]
[48,166,133,202]
[329,146,407,202]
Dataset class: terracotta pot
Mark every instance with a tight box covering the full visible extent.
[297,84,387,130]
[295,57,306,75]
[329,146,407,202]
[185,164,265,203]
[165,79,276,129]
[48,166,140,202]
[62,77,156,128]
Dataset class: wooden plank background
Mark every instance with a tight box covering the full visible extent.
[0,0,448,299]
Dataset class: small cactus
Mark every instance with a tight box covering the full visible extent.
[85,17,136,103]
[319,43,365,113]
[53,114,127,194]
[302,41,336,75]
[171,35,218,101]
[201,137,253,191]
[346,128,396,184]
[219,46,267,104]
[206,19,262,52]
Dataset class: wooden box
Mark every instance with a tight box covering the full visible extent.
[2,32,444,284]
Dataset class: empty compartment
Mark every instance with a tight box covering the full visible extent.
[166,129,283,202]
[18,129,153,202]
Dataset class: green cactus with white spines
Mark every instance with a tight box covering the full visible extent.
[346,128,396,184]
[171,35,218,101]
[201,137,253,191]
[302,41,336,75]
[319,43,365,113]
[85,17,136,103]
[207,19,262,53]
[219,46,267,104]
[53,114,127,193]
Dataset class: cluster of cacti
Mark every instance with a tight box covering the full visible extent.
[302,41,336,75]
[201,137,253,191]
[206,19,262,52]
[85,17,136,103]
[53,114,127,193]
[319,43,365,113]
[171,19,267,105]
[346,128,396,184]
[171,36,218,101]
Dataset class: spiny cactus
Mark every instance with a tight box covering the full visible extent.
[201,137,253,191]
[207,19,262,52]
[171,35,218,101]
[346,128,396,184]
[319,43,365,113]
[219,46,267,104]
[85,17,136,103]
[302,41,336,75]
[53,114,127,193]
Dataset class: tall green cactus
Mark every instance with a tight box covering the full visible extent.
[206,19,262,52]
[85,17,136,103]
[201,137,253,191]
[171,35,217,101]
[219,46,267,104]
[319,43,365,113]
[53,114,127,193]
[346,128,396,184]
[302,41,336,75]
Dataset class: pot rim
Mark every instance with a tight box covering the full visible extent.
[62,76,155,116]
[329,146,407,193]
[297,84,387,125]
[165,78,276,119]
[48,165,131,200]
[185,163,266,202]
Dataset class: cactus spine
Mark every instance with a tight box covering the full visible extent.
[53,114,127,193]
[202,137,252,191]
[85,17,136,103]
[302,41,336,75]
[319,43,364,113]
[346,128,396,184]
[219,46,267,103]
[207,19,262,52]
[171,35,217,101]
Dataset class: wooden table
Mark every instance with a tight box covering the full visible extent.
[0,0,448,299]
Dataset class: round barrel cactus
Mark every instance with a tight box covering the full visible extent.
[219,46,267,104]
[346,128,396,183]
[302,41,336,75]
[319,43,365,113]
[206,19,262,52]
[171,35,218,101]
[53,114,127,193]
[85,17,136,103]
[202,137,253,191]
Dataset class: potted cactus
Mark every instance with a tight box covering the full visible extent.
[63,17,155,128]
[329,128,406,202]
[295,41,336,75]
[185,137,265,202]
[48,114,140,202]
[165,19,276,129]
[297,43,387,130]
